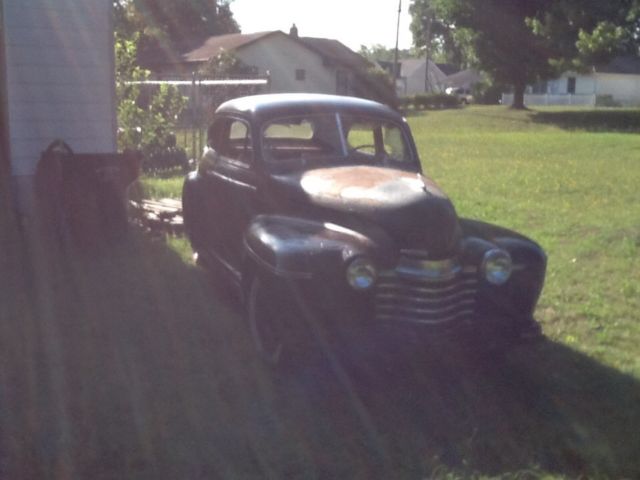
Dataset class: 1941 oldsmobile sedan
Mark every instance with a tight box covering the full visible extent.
[182,93,546,365]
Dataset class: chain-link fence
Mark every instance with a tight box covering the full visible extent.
[135,74,270,162]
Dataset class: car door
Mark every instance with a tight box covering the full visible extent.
[200,115,258,274]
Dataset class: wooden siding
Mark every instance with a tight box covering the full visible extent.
[237,34,340,95]
[3,0,116,176]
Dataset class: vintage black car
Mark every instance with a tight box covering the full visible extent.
[182,93,546,365]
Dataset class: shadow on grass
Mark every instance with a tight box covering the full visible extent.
[531,109,640,133]
[1,230,639,479]
[323,340,640,478]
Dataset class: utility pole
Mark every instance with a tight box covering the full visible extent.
[393,0,402,81]
[424,12,432,93]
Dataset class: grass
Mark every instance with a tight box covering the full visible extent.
[408,106,640,376]
[135,168,186,201]
[2,106,639,479]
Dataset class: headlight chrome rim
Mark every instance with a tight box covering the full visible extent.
[482,249,512,285]
[346,257,377,290]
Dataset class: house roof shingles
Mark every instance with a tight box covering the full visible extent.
[182,31,375,73]
[297,37,372,71]
[181,31,276,62]
[445,68,483,88]
[595,56,640,75]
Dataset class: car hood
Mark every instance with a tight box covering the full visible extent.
[270,166,461,256]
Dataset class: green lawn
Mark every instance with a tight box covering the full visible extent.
[409,106,640,377]
[3,106,640,479]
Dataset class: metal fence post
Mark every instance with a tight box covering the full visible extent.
[191,72,197,161]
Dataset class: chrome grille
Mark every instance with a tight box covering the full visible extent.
[375,252,478,326]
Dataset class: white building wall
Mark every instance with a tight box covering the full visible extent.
[594,73,640,105]
[547,74,596,95]
[514,71,640,106]
[237,35,339,94]
[3,0,116,176]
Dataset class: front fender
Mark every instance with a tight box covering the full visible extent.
[244,215,392,279]
[460,218,547,321]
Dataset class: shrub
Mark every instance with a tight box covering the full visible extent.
[142,133,189,175]
[398,96,414,110]
[472,80,505,105]
[595,94,622,107]
[412,93,460,110]
[116,33,187,157]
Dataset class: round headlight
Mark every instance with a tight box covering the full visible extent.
[482,249,512,285]
[346,257,377,290]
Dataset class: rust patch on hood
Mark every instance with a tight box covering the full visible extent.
[300,166,446,205]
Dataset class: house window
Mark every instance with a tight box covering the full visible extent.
[295,69,306,81]
[567,77,576,94]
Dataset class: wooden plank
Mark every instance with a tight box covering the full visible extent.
[130,198,184,235]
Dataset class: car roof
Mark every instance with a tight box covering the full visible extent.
[216,93,403,122]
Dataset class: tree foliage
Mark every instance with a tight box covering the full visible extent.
[358,44,414,63]
[198,49,255,77]
[409,0,640,108]
[409,1,469,69]
[528,1,640,69]
[115,33,187,159]
[114,0,240,65]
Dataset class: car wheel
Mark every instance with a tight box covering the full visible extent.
[246,274,295,367]
[182,181,204,253]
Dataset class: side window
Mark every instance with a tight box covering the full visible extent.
[262,115,341,161]
[382,126,408,162]
[208,117,253,167]
[346,123,376,155]
[343,116,411,164]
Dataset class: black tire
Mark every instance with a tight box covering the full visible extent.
[181,178,206,253]
[246,275,295,367]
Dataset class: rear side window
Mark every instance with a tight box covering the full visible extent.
[208,117,253,166]
[262,114,343,161]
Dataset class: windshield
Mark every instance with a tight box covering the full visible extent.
[261,113,416,172]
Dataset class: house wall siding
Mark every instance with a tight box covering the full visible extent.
[547,74,596,95]
[595,73,640,104]
[3,0,116,176]
[237,35,339,95]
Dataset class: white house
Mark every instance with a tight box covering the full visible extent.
[165,29,390,102]
[502,56,640,107]
[395,59,447,96]
[1,0,117,211]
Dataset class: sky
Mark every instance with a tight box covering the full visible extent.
[231,0,414,52]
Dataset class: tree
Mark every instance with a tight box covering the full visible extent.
[114,0,240,67]
[528,0,640,70]
[358,44,414,63]
[199,49,255,76]
[409,0,640,108]
[409,2,469,69]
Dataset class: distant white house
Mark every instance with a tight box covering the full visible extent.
[502,56,640,107]
[1,0,117,210]
[395,59,447,96]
